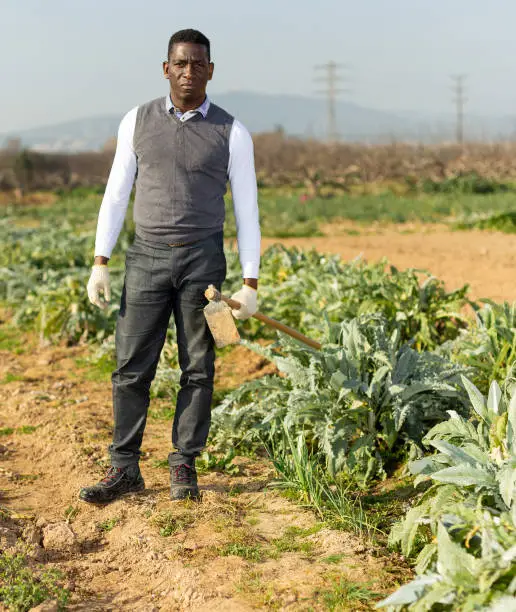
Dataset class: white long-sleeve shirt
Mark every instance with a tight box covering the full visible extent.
[94,96,261,278]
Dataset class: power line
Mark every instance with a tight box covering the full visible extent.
[451,74,467,145]
[314,62,351,142]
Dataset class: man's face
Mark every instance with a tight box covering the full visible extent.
[163,42,214,103]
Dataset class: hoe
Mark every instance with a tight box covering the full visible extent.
[203,284,321,350]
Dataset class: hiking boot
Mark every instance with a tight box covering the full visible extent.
[79,465,145,504]
[169,462,200,501]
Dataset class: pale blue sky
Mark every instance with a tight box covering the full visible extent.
[2,0,516,132]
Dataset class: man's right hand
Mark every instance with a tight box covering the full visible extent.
[87,265,111,309]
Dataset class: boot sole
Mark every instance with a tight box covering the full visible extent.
[78,483,145,505]
[169,488,201,502]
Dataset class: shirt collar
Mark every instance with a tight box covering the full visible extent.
[165,95,210,118]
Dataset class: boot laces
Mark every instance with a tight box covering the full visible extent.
[100,466,123,485]
[173,463,193,483]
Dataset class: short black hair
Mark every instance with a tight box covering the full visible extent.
[167,29,211,62]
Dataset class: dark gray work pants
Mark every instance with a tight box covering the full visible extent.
[108,231,226,468]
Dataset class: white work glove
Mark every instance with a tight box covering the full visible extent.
[87,265,111,309]
[230,285,258,321]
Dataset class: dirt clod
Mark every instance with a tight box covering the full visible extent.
[42,522,77,552]
[0,526,18,551]
[23,523,42,547]
[36,517,48,529]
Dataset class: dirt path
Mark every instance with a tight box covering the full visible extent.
[0,338,406,611]
[261,223,516,303]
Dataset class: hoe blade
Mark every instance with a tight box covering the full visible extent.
[203,300,241,348]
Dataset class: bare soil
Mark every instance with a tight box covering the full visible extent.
[0,337,407,611]
[262,222,516,303]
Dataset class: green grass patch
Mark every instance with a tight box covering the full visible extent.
[1,373,24,384]
[219,542,265,562]
[0,326,30,354]
[269,524,324,556]
[233,568,280,609]
[321,553,347,564]
[152,510,195,537]
[234,568,263,594]
[64,505,79,522]
[17,426,38,434]
[0,426,38,436]
[454,210,516,233]
[217,525,267,562]
[16,474,39,482]
[75,353,116,382]
[151,458,169,469]
[0,552,70,611]
[269,434,382,541]
[96,517,120,532]
[148,404,175,420]
[319,575,384,609]
[228,484,244,497]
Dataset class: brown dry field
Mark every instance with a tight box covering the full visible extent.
[263,222,516,303]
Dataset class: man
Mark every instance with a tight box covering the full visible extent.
[80,29,260,504]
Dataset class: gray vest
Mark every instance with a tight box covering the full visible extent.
[133,97,234,243]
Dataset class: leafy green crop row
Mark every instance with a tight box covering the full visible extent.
[2,214,471,350]
[210,315,470,486]
[438,301,516,393]
[380,377,516,610]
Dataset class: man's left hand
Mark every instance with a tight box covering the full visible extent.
[230,285,258,320]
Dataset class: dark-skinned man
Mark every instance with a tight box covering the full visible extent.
[80,29,260,504]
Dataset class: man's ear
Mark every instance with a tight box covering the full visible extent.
[208,62,214,81]
[163,60,170,80]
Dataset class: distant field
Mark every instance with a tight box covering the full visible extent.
[225,190,516,236]
[4,187,516,239]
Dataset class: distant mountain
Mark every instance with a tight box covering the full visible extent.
[1,115,121,153]
[2,91,516,152]
[213,92,411,140]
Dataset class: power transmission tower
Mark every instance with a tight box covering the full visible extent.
[451,75,467,145]
[315,62,350,142]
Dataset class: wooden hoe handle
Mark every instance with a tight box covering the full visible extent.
[205,286,322,351]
